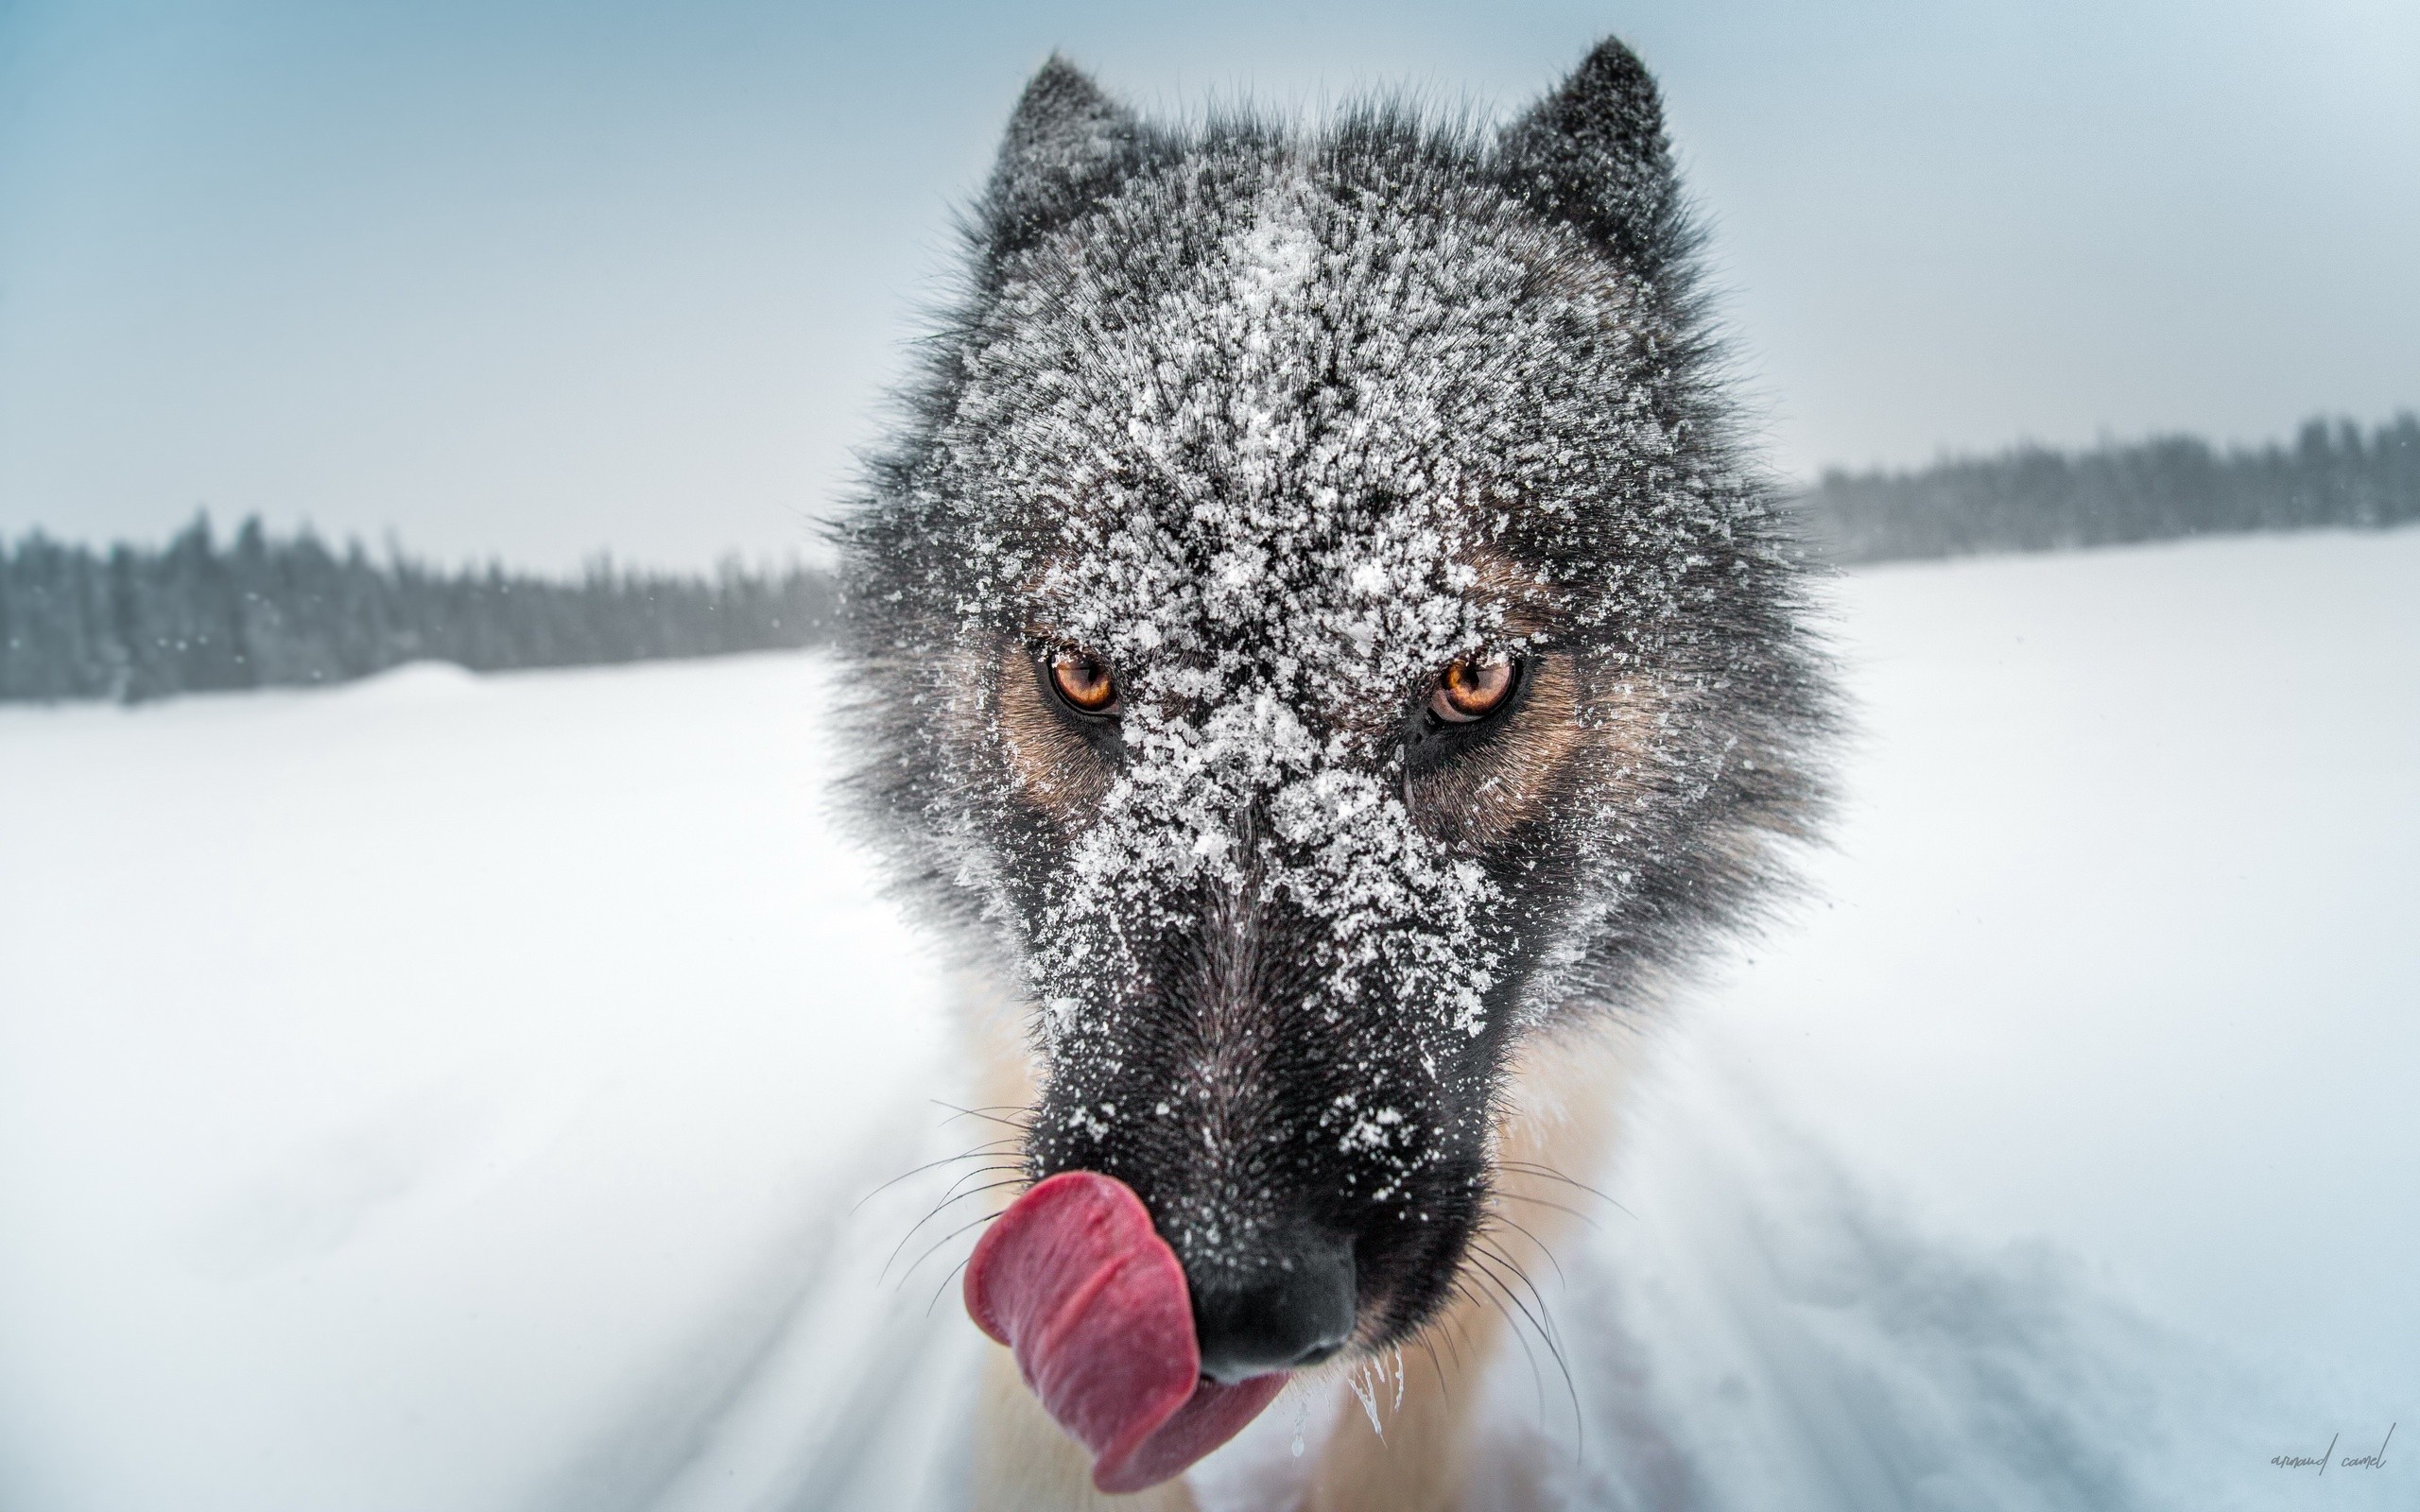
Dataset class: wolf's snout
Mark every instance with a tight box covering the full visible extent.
[1189,1229,1357,1382]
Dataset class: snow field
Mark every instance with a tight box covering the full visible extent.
[1,526,2413,1509]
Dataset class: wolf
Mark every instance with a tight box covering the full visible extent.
[836,36,1830,1510]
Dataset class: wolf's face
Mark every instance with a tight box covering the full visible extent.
[843,43,1824,1381]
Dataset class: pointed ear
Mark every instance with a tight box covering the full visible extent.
[1496,38,1682,272]
[983,55,1141,259]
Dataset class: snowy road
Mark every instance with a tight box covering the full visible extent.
[2,529,2413,1509]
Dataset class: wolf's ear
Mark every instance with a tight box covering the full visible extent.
[1497,38,1681,273]
[982,55,1141,261]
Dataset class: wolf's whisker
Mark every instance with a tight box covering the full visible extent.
[892,1211,1001,1292]
[1467,1247,1582,1455]
[1414,1334,1452,1409]
[1497,1160,1632,1217]
[1480,1211,1568,1289]
[929,1099,1034,1132]
[1489,1191,1605,1230]
[1432,1289,1477,1379]
[937,1163,1028,1200]
[1466,1268,1547,1422]
[851,1144,1019,1213]
[925,1256,973,1318]
[882,1179,1028,1284]
[1471,1238,1563,1352]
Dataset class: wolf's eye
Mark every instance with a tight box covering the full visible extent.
[1430,653,1517,723]
[1046,648,1119,715]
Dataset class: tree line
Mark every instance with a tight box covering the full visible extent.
[9,411,2412,704]
[1795,413,2420,563]
[0,515,835,704]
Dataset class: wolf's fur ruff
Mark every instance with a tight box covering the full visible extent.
[837,36,1830,1507]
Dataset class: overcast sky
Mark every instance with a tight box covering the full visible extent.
[3,0,2413,571]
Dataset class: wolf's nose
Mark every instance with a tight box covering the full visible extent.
[1188,1230,1357,1383]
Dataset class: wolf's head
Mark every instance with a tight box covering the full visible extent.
[840,39,1826,1384]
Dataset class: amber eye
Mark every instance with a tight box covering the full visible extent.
[1046,648,1119,715]
[1430,653,1517,723]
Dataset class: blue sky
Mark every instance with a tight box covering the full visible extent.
[2,0,2413,569]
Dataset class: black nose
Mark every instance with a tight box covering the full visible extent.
[1188,1229,1357,1383]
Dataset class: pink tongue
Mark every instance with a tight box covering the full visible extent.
[964,1171,1287,1494]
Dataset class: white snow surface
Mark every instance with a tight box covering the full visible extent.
[2,528,2414,1509]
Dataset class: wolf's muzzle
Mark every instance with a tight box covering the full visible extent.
[1189,1227,1357,1383]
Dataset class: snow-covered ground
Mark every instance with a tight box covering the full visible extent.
[1,528,2413,1510]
